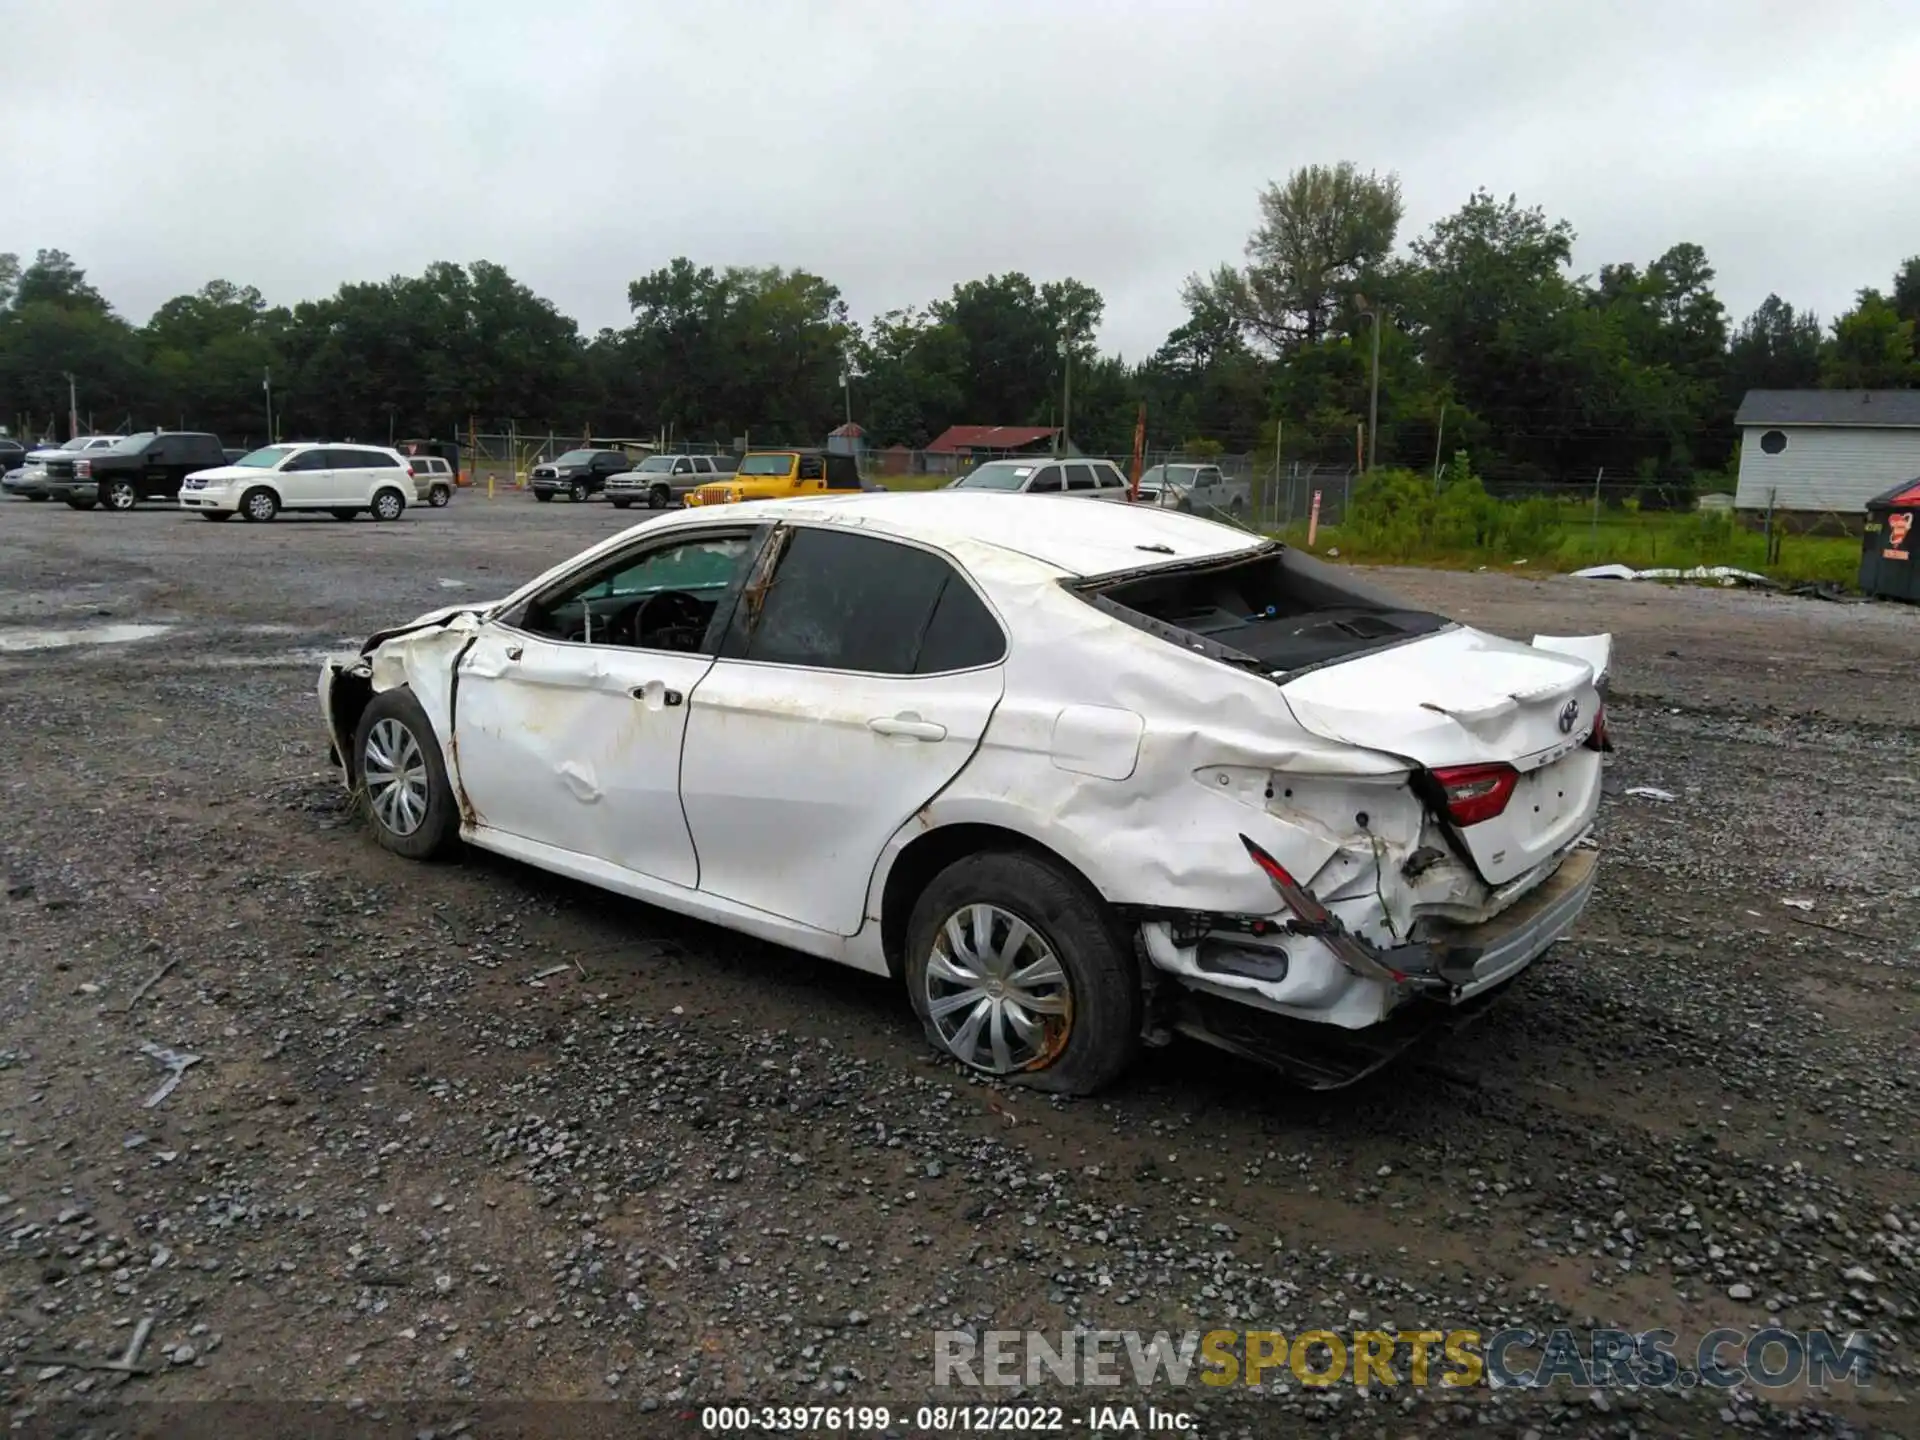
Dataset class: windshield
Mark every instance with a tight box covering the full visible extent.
[736,454,795,477]
[106,433,158,454]
[236,445,296,468]
[1140,465,1195,487]
[636,456,677,473]
[553,449,601,465]
[954,461,1036,491]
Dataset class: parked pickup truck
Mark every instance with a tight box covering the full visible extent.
[528,447,632,502]
[1134,463,1250,518]
[4,435,127,500]
[603,453,735,510]
[47,431,229,510]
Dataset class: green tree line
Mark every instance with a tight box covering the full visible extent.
[4,165,1916,493]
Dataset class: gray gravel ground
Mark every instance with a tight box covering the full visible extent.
[1,496,1915,1438]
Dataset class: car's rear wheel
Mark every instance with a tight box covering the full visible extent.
[904,850,1140,1095]
[371,488,406,521]
[429,484,450,507]
[649,484,671,510]
[239,487,279,522]
[353,688,459,860]
[106,480,139,511]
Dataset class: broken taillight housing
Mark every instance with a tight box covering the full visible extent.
[1431,762,1519,827]
[1585,703,1612,752]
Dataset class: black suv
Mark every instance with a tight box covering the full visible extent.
[47,432,229,511]
[529,448,632,502]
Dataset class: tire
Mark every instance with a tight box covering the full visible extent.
[569,480,587,503]
[352,687,460,861]
[200,511,234,522]
[649,485,671,510]
[239,486,279,522]
[610,498,632,511]
[330,508,360,521]
[27,493,47,502]
[106,480,139,511]
[371,487,406,521]
[429,484,450,507]
[904,850,1140,1095]
[65,498,95,511]
[534,490,553,503]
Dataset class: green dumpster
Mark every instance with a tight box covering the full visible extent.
[1860,477,1920,602]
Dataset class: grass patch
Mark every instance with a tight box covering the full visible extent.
[872,473,949,492]
[1277,462,1861,589]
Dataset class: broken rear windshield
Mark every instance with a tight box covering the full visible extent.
[1074,544,1450,675]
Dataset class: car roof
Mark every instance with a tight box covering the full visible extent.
[661,490,1263,578]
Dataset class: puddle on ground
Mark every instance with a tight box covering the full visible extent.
[0,622,175,653]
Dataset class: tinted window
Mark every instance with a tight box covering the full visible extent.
[915,570,1007,672]
[1096,465,1125,489]
[284,449,332,472]
[1027,467,1063,494]
[695,458,714,473]
[797,454,825,481]
[346,448,397,470]
[738,528,996,675]
[1065,464,1097,492]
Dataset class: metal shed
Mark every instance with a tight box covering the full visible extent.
[1733,390,1920,516]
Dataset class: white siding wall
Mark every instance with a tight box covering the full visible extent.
[1734,425,1920,512]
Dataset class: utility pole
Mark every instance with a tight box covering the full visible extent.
[63,372,78,441]
[1353,295,1382,472]
[1057,330,1074,456]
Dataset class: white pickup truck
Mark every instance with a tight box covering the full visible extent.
[1135,463,1251,519]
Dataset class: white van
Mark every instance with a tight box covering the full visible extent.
[178,443,415,522]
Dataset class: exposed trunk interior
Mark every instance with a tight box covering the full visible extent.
[1073,543,1450,675]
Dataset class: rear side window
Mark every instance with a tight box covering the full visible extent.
[798,454,825,481]
[733,528,1004,675]
[1065,464,1097,492]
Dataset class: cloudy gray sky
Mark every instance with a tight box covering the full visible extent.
[7,0,1916,356]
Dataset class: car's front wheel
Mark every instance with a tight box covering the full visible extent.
[534,490,553,503]
[650,485,671,510]
[353,688,459,860]
[610,498,632,510]
[904,850,1140,1095]
[200,511,234,522]
[569,480,587,502]
[240,486,279,522]
[106,480,139,511]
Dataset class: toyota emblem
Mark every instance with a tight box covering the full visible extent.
[1558,698,1580,734]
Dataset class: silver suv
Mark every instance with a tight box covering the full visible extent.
[605,454,731,510]
[947,457,1133,502]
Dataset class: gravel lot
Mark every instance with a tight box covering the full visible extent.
[1,496,1916,1438]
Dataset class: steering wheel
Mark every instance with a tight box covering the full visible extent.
[618,589,706,648]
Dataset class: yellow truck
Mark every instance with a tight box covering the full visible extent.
[685,448,864,507]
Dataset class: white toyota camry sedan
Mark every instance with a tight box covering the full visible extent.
[318,492,1613,1093]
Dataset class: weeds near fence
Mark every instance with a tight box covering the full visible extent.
[1273,455,1859,588]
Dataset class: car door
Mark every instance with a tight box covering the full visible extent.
[277,448,333,504]
[678,524,1008,936]
[451,524,765,887]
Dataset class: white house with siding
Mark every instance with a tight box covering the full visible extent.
[1733,390,1920,515]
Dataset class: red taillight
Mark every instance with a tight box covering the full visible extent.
[1585,703,1611,752]
[1432,762,1518,827]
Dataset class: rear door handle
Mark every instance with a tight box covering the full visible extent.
[868,715,946,741]
[630,684,684,707]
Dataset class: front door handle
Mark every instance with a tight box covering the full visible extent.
[630,683,684,708]
[869,715,947,741]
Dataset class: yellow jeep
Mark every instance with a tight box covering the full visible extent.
[686,448,864,507]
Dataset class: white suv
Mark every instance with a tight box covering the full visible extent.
[948,457,1133,501]
[179,443,415,522]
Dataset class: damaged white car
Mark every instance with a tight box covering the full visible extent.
[318,492,1612,1094]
